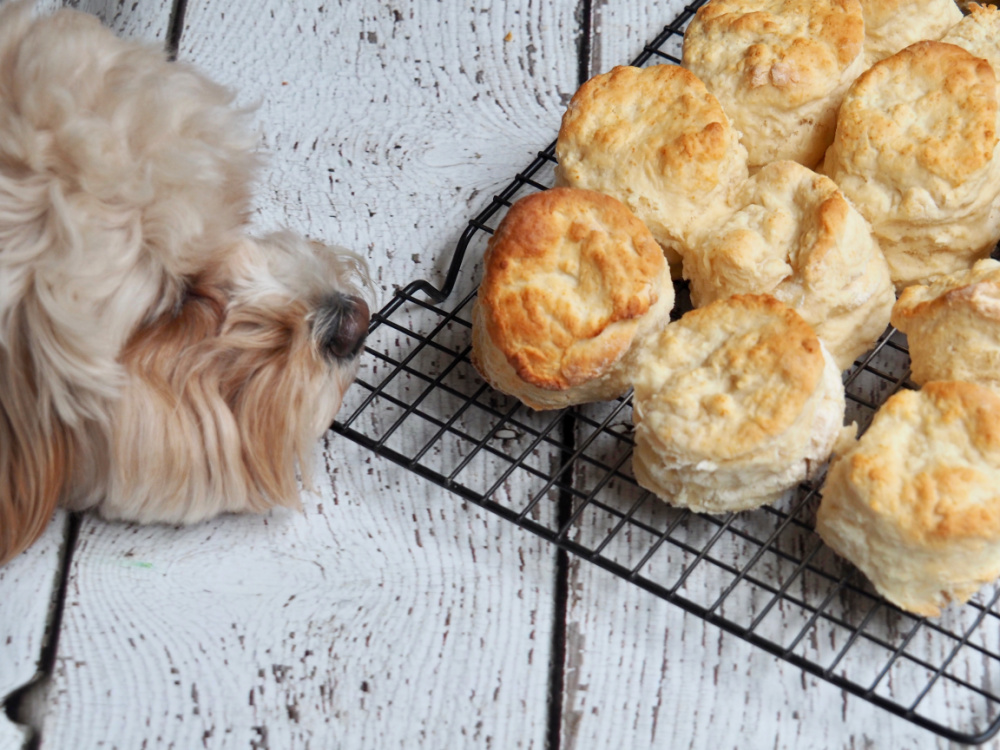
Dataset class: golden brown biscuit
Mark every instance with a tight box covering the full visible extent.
[860,0,963,66]
[471,187,674,410]
[631,295,846,513]
[554,64,749,272]
[942,3,1000,78]
[823,41,1000,289]
[683,161,894,370]
[817,381,1000,617]
[682,0,866,169]
[892,259,1000,388]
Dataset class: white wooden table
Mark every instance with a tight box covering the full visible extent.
[0,1,995,748]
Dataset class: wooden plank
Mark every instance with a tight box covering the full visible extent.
[0,516,68,750]
[17,1,581,747]
[557,503,986,748]
[0,6,177,750]
[19,445,561,748]
[37,0,175,41]
[558,4,998,747]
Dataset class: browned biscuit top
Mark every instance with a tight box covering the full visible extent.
[683,0,865,106]
[838,381,1000,544]
[834,41,998,188]
[633,294,825,461]
[892,260,1000,330]
[860,0,911,30]
[478,187,665,391]
[556,64,736,188]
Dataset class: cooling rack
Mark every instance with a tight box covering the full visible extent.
[331,3,1000,744]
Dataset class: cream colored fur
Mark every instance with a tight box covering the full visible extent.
[0,1,372,562]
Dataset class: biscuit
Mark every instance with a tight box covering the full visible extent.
[860,0,963,66]
[892,259,1000,389]
[554,64,749,271]
[471,187,674,410]
[822,41,1000,290]
[682,0,866,169]
[817,381,1000,617]
[631,295,846,514]
[683,161,894,370]
[941,3,1000,79]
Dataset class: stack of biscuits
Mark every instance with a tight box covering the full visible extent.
[471,0,1000,616]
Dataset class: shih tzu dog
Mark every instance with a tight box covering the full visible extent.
[0,1,372,563]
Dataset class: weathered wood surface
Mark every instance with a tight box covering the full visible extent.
[2,1,999,749]
[0,516,67,750]
[60,0,175,41]
[6,1,573,748]
[32,0,175,41]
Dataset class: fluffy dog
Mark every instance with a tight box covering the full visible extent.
[0,1,372,563]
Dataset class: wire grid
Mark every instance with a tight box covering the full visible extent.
[331,4,1000,745]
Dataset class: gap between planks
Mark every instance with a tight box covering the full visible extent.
[4,517,81,750]
[546,3,592,749]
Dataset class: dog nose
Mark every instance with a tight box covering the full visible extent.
[318,293,370,360]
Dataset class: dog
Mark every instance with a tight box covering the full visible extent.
[0,1,372,563]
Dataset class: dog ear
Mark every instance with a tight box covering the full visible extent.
[110,288,249,522]
[108,288,311,524]
[217,303,320,506]
[0,354,70,565]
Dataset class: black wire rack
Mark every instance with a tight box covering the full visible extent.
[331,4,1000,744]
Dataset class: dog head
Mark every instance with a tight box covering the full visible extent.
[1,231,372,562]
[0,2,372,563]
[103,232,372,526]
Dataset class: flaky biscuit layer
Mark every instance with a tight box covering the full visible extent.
[823,41,1000,289]
[942,3,1000,79]
[818,381,1000,617]
[632,295,845,513]
[683,0,866,168]
[471,187,674,410]
[860,0,963,66]
[555,64,748,270]
[892,259,1000,389]
[684,160,894,370]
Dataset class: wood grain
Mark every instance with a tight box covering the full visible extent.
[8,0,998,748]
[17,1,580,747]
[38,0,176,41]
[176,0,579,299]
[21,444,560,748]
[0,516,68,750]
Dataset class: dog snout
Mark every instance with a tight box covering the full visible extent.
[316,293,370,360]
